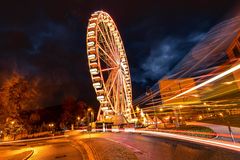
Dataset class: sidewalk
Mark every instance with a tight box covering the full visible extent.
[187,121,240,142]
[0,147,33,160]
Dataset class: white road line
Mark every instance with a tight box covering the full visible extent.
[104,137,142,154]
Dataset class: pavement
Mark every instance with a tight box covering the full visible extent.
[187,121,240,142]
[0,146,33,160]
[84,132,240,160]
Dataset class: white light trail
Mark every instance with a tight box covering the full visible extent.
[133,130,240,152]
[165,63,240,102]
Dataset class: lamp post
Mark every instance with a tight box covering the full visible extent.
[87,108,94,131]
[77,116,80,129]
[48,123,54,132]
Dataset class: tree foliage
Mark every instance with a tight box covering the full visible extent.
[60,96,90,128]
[0,72,39,137]
[0,72,38,116]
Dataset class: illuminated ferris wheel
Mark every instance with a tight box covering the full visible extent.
[86,11,135,123]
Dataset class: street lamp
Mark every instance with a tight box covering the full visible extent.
[77,116,80,128]
[48,123,54,132]
[87,108,94,131]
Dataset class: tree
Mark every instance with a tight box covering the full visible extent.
[29,112,41,133]
[60,96,76,128]
[0,72,39,138]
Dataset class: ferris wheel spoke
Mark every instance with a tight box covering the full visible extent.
[107,96,116,113]
[106,70,119,97]
[101,67,118,72]
[98,45,118,67]
[115,75,120,112]
[101,22,120,61]
[99,54,114,69]
[97,26,116,58]
[104,69,118,92]
[101,22,116,51]
[119,72,129,106]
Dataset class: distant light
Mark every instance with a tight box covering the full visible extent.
[223,81,233,85]
[136,107,140,113]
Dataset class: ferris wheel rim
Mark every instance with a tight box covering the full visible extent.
[86,11,134,120]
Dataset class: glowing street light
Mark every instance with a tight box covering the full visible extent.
[48,123,54,127]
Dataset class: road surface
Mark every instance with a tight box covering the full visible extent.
[1,131,240,160]
[81,132,240,160]
[28,138,84,160]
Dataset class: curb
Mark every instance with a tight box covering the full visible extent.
[22,149,34,160]
[0,135,69,145]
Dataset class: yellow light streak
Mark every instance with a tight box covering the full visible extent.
[165,64,240,102]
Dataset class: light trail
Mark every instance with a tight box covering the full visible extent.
[165,63,240,102]
[133,130,240,152]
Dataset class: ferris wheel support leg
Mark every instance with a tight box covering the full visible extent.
[97,106,102,121]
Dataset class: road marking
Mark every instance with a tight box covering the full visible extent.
[104,138,142,154]
[77,140,96,160]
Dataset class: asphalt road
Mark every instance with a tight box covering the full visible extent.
[1,131,240,160]
[84,132,240,160]
[28,139,83,160]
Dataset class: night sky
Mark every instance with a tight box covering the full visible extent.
[0,0,239,108]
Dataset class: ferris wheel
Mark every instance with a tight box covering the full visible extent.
[86,11,135,123]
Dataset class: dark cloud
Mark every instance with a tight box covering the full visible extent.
[0,0,238,106]
[132,32,206,84]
